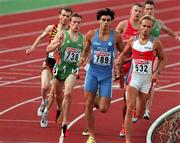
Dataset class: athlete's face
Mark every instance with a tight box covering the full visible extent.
[70,16,82,32]
[139,19,153,38]
[130,5,143,21]
[144,4,155,16]
[59,9,72,26]
[99,15,112,30]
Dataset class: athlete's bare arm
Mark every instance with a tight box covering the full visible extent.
[115,20,127,34]
[154,39,167,72]
[152,39,168,82]
[46,30,65,53]
[114,31,124,52]
[116,37,133,66]
[26,25,54,54]
[79,30,94,65]
[159,20,180,41]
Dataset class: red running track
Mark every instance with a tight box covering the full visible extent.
[0,0,180,143]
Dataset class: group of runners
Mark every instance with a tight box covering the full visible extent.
[26,1,179,143]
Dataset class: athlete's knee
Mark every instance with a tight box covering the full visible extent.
[98,102,110,113]
[86,100,94,110]
[63,93,71,104]
[99,106,108,113]
[126,104,134,116]
[56,94,63,101]
[41,82,50,90]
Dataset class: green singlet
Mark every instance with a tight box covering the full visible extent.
[53,30,83,80]
[151,19,161,37]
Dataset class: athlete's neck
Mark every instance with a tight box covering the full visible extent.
[99,28,110,35]
[69,29,79,42]
[129,18,138,29]
[58,23,69,30]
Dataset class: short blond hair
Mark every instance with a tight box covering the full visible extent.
[139,15,155,26]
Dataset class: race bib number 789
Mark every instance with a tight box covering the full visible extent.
[93,51,111,66]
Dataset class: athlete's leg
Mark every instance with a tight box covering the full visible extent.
[144,86,154,119]
[62,74,76,125]
[85,91,96,138]
[136,92,149,119]
[41,69,52,102]
[124,86,138,143]
[37,68,52,117]
[144,58,159,118]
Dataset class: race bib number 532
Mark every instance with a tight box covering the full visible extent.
[133,59,151,74]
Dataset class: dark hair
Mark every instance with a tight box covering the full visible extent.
[144,0,155,7]
[96,8,115,20]
[71,13,82,19]
[59,7,73,14]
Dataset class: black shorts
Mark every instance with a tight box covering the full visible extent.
[42,57,56,74]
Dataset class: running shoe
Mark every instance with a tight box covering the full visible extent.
[86,136,96,143]
[82,128,89,136]
[61,124,69,137]
[143,109,150,120]
[55,109,61,123]
[40,112,48,128]
[37,100,48,116]
[132,111,138,123]
[119,126,125,138]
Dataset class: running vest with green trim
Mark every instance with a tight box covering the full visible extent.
[151,19,161,37]
[58,30,83,66]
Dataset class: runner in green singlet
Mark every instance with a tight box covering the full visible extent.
[144,0,180,40]
[45,13,84,136]
[143,0,180,120]
[53,30,83,80]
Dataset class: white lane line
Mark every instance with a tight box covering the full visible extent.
[0,60,179,87]
[166,62,180,68]
[0,119,56,123]
[0,43,47,54]
[0,45,179,72]
[66,81,180,131]
[156,82,180,90]
[0,58,44,69]
[10,68,40,72]
[1,16,180,41]
[0,0,172,28]
[0,75,40,86]
[0,96,41,116]
[0,63,179,116]
[0,33,179,55]
[156,89,180,93]
[0,84,84,116]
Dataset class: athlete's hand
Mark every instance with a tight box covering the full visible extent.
[151,71,159,83]
[115,57,121,66]
[26,47,34,55]
[175,35,180,41]
[78,57,86,67]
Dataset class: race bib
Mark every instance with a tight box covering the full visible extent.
[72,67,79,75]
[93,50,111,66]
[133,59,152,74]
[48,52,54,58]
[64,47,81,63]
